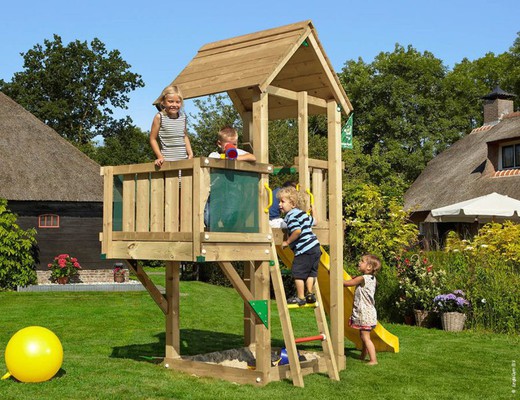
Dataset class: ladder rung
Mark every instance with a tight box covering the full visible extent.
[295,334,325,344]
[287,302,318,309]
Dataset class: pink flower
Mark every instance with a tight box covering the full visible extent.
[73,262,81,268]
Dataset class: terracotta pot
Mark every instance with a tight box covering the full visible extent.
[57,276,69,285]
[114,273,125,283]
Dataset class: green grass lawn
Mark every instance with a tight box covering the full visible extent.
[0,278,517,400]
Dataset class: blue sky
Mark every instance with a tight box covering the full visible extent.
[1,0,518,132]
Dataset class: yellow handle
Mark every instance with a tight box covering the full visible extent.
[1,372,11,380]
[264,183,273,214]
[306,188,314,215]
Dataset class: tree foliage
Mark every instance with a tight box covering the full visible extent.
[0,34,144,146]
[0,199,37,290]
[94,120,154,166]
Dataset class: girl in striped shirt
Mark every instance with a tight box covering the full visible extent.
[150,85,193,167]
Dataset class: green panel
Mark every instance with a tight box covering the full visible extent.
[208,170,259,232]
[249,300,269,328]
[112,175,123,232]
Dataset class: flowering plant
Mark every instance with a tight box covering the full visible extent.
[395,253,446,313]
[113,265,126,275]
[48,254,81,280]
[433,290,471,313]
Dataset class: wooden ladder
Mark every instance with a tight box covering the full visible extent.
[269,241,339,387]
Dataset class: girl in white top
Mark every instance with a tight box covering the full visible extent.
[344,254,381,365]
[150,85,193,167]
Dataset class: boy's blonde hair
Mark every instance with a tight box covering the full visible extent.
[160,85,183,106]
[363,254,382,275]
[277,186,301,209]
[218,125,238,142]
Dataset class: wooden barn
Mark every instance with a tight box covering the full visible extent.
[0,91,115,282]
[101,20,357,386]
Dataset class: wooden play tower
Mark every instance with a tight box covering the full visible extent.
[100,20,353,386]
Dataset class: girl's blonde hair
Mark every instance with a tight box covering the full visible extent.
[159,85,183,110]
[363,254,382,275]
[277,186,302,209]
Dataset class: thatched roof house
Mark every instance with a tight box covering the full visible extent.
[0,92,102,201]
[0,91,113,278]
[404,87,520,243]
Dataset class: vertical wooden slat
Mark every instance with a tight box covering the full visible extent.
[101,167,114,257]
[312,168,327,222]
[298,91,310,211]
[150,171,165,232]
[191,159,203,260]
[327,100,345,370]
[164,171,180,232]
[122,175,136,232]
[136,173,150,232]
[180,170,193,232]
[165,261,181,359]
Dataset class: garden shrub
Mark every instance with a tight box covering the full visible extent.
[0,199,37,290]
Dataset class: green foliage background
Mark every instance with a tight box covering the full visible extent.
[0,199,37,290]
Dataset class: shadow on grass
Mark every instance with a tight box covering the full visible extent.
[110,329,246,362]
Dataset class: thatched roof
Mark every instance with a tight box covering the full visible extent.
[154,20,352,120]
[404,112,520,214]
[0,92,103,202]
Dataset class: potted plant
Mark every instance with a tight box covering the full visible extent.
[395,253,446,327]
[433,290,470,331]
[48,254,81,284]
[113,263,127,283]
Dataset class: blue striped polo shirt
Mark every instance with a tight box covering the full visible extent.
[284,208,319,255]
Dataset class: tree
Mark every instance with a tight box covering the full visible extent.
[0,35,144,146]
[94,121,155,166]
[0,199,37,290]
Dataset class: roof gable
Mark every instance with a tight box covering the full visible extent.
[155,21,352,120]
[0,92,102,202]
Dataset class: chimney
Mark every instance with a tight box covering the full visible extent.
[481,86,516,125]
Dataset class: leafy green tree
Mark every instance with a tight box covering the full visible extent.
[94,121,154,166]
[343,184,418,264]
[0,199,37,290]
[339,45,467,183]
[0,34,144,146]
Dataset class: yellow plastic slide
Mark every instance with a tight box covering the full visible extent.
[276,246,399,353]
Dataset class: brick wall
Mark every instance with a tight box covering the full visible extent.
[36,269,127,284]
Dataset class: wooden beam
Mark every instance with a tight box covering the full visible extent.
[165,261,181,359]
[110,241,193,261]
[265,85,327,109]
[327,100,345,370]
[126,260,167,314]
[298,91,310,211]
[101,166,114,257]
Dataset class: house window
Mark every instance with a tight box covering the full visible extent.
[38,214,60,228]
[501,143,520,169]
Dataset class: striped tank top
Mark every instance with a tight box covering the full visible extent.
[158,111,187,161]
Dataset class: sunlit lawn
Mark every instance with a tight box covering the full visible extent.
[0,276,517,400]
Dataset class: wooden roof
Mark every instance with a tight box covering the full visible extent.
[154,20,352,120]
[0,92,103,202]
[404,113,520,214]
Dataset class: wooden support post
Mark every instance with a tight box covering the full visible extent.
[327,100,345,370]
[252,90,271,383]
[165,261,181,359]
[298,91,310,211]
[101,167,114,257]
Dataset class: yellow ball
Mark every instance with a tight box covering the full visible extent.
[4,326,63,383]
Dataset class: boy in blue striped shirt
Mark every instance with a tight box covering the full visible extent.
[278,186,321,306]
